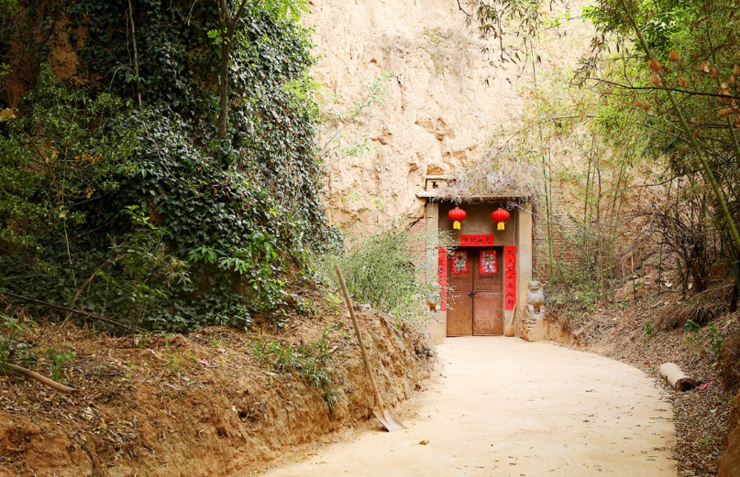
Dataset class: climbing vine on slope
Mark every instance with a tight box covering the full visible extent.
[0,0,338,331]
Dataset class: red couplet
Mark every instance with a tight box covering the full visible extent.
[460,235,494,247]
[438,247,448,312]
[504,246,516,310]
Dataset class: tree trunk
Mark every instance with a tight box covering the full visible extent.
[218,40,230,139]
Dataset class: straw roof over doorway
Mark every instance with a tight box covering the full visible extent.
[418,149,539,202]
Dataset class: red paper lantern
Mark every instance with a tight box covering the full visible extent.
[491,207,510,230]
[448,207,467,230]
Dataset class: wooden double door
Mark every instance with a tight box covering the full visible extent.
[447,248,504,336]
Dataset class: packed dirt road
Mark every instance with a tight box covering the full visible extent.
[257,337,676,476]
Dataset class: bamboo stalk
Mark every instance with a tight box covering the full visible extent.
[529,38,556,286]
[617,0,740,255]
[128,0,142,108]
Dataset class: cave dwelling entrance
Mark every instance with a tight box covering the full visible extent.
[418,175,534,340]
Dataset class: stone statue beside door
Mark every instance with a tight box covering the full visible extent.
[521,281,548,341]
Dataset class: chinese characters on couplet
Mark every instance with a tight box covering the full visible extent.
[437,247,448,311]
[504,246,516,310]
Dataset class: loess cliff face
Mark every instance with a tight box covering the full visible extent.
[305,0,524,227]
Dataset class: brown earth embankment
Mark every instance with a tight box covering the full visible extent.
[0,303,434,477]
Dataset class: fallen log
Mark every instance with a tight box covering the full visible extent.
[7,364,76,394]
[659,362,698,391]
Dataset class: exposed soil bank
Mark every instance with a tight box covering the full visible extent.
[258,337,676,477]
[718,391,740,476]
[0,307,434,477]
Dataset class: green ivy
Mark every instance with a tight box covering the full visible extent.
[0,1,339,331]
[0,0,18,17]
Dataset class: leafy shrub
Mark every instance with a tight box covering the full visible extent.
[316,226,434,323]
[0,313,35,372]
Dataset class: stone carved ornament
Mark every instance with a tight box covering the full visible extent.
[522,281,547,341]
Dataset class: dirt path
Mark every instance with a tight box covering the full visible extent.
[256,337,676,476]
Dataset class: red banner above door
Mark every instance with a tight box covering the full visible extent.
[460,235,494,247]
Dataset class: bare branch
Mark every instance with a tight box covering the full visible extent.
[0,291,129,329]
[584,77,740,101]
[457,0,472,18]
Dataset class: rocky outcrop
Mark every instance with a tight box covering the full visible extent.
[305,0,523,226]
[719,388,740,476]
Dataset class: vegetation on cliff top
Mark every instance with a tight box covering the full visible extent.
[0,0,339,332]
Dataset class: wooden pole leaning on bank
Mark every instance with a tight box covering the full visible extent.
[334,264,404,432]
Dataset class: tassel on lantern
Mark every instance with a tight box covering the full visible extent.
[497,222,505,231]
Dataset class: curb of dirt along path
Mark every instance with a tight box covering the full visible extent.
[0,305,435,477]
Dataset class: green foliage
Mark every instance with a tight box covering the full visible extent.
[261,0,310,22]
[318,72,392,167]
[0,1,339,332]
[0,66,135,253]
[464,0,553,63]
[252,329,336,412]
[472,23,645,300]
[580,0,740,287]
[0,0,18,17]
[644,317,654,337]
[684,319,726,368]
[48,348,75,383]
[163,344,184,377]
[685,319,700,334]
[547,282,601,325]
[316,226,433,324]
[0,314,35,373]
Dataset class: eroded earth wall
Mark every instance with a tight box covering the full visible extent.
[305,0,523,227]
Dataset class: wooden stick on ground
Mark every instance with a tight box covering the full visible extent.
[334,265,386,410]
[7,364,76,394]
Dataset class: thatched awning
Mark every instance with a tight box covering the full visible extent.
[417,175,533,202]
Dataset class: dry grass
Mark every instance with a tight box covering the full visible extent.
[655,286,733,331]
[656,301,727,331]
[438,146,540,201]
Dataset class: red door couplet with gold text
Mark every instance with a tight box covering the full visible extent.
[446,248,504,336]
